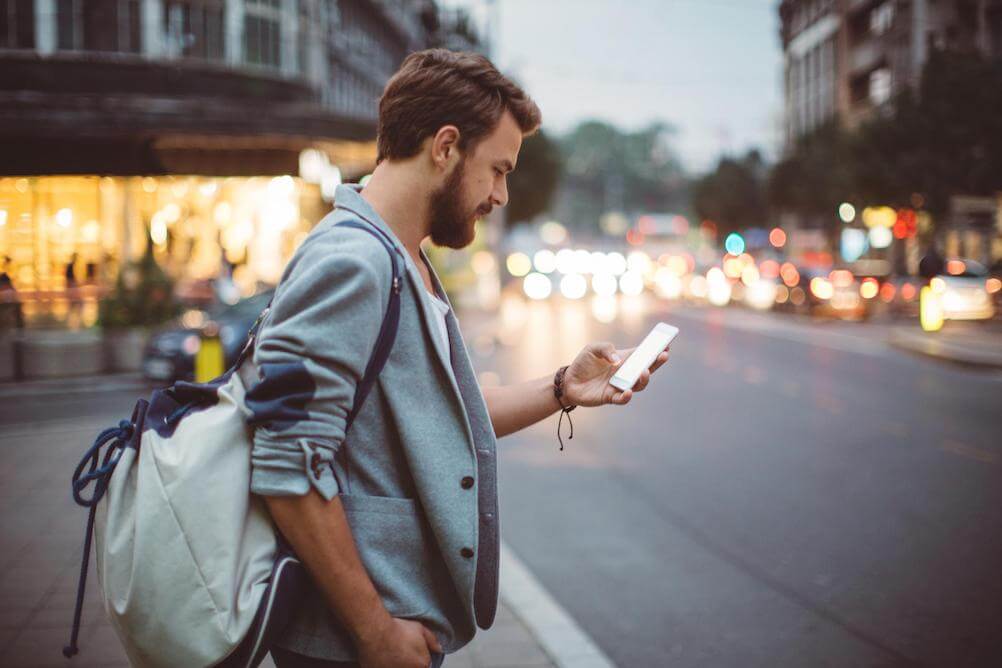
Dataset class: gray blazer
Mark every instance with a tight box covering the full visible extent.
[248,184,500,660]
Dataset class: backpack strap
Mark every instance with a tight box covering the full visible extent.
[333,218,403,431]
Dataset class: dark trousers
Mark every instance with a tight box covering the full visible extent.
[270,645,445,668]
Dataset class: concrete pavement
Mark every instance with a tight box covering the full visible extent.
[0,412,570,668]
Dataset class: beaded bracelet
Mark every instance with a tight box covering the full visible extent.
[553,365,576,451]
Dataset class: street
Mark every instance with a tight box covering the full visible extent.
[479,294,1002,667]
[3,296,1001,667]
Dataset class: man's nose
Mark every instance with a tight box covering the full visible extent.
[491,179,509,208]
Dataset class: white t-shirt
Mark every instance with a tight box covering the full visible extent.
[426,289,451,363]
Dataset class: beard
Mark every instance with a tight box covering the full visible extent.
[428,158,492,249]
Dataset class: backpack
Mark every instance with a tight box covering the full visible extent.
[64,218,404,667]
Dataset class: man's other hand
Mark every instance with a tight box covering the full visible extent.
[357,616,442,668]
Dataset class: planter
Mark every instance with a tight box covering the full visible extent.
[104,327,150,373]
[20,329,105,379]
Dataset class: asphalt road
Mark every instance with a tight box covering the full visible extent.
[478,295,1002,667]
[4,296,1001,667]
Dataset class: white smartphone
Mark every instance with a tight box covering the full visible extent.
[609,322,679,392]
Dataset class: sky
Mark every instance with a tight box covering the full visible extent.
[442,0,784,174]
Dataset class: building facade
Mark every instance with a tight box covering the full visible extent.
[780,0,1002,145]
[0,0,481,328]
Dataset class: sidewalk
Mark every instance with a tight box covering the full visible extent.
[888,320,1002,369]
[0,414,565,668]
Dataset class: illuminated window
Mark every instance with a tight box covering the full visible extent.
[0,0,35,49]
[869,67,892,105]
[164,0,224,61]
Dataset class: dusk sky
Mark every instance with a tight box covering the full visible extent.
[445,0,783,174]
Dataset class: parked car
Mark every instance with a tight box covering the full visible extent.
[143,290,273,383]
[932,259,995,322]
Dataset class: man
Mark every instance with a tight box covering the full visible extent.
[250,49,670,668]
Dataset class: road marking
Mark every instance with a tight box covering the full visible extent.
[941,440,997,465]
[500,541,616,668]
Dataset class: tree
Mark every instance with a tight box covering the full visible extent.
[558,121,686,233]
[692,150,769,236]
[505,130,562,227]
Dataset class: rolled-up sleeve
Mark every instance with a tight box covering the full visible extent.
[247,228,390,500]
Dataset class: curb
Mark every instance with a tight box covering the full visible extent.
[500,541,616,668]
[887,328,1002,369]
[0,372,151,399]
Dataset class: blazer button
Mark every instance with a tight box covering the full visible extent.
[460,476,474,489]
[460,547,474,559]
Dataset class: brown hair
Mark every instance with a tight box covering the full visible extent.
[376,49,541,164]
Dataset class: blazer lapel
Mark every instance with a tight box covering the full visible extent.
[333,186,469,423]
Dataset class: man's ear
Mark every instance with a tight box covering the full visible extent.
[430,125,461,170]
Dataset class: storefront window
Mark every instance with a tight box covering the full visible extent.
[0,175,324,329]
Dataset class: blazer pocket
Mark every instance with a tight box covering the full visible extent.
[339,494,434,619]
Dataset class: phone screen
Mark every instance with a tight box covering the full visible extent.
[612,324,678,388]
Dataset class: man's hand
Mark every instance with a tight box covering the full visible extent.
[562,342,670,407]
[357,616,442,668]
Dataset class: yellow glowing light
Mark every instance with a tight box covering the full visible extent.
[775,285,790,304]
[81,220,100,243]
[860,278,879,299]
[150,212,168,246]
[780,263,800,288]
[15,178,29,193]
[560,273,588,299]
[522,272,552,300]
[0,210,6,227]
[506,252,532,277]
[987,278,1002,294]
[142,177,158,193]
[164,203,182,223]
[723,258,742,279]
[862,206,896,228]
[533,249,557,273]
[930,277,946,294]
[920,286,944,332]
[471,251,496,275]
[214,201,232,224]
[810,277,834,300]
[740,265,760,286]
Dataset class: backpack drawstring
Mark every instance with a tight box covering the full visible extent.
[63,420,133,658]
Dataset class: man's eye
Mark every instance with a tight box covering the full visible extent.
[495,168,504,177]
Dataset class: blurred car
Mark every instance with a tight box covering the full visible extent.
[933,259,995,321]
[143,290,273,383]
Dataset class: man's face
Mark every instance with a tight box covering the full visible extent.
[429,111,523,249]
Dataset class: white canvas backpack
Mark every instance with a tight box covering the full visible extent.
[64,218,403,667]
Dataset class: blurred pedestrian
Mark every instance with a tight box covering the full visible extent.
[0,256,23,330]
[919,244,944,282]
[251,49,671,668]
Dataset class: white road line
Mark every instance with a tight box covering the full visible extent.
[500,541,616,668]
